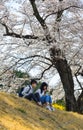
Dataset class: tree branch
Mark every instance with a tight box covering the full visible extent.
[44,5,83,20]
[75,65,83,91]
[35,64,53,80]
[29,0,53,43]
[19,55,52,62]
[0,59,21,76]
[0,54,52,77]
[0,22,38,39]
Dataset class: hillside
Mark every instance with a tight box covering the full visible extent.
[0,92,83,130]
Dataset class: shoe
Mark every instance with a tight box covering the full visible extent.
[37,102,42,106]
[46,105,52,111]
[50,107,55,111]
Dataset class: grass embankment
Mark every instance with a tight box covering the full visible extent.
[0,92,83,130]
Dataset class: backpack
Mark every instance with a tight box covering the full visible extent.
[19,87,24,97]
[19,85,31,97]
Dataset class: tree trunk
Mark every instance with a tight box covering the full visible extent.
[77,91,83,114]
[56,59,78,112]
[50,47,79,112]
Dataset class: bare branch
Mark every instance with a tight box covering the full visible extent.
[75,65,83,91]
[0,22,38,39]
[44,5,83,20]
[0,59,21,76]
[19,55,52,62]
[35,64,53,80]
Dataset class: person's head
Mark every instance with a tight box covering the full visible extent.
[40,82,48,93]
[31,79,37,88]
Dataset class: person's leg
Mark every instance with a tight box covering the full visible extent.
[34,93,42,106]
[25,93,42,106]
[44,95,53,111]
[25,93,33,100]
[45,95,52,104]
[40,95,54,111]
[40,95,46,104]
[45,95,55,111]
[34,93,41,102]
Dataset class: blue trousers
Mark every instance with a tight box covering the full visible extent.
[40,95,52,104]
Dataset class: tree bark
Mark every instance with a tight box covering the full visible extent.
[77,91,83,114]
[50,47,79,112]
[56,59,78,111]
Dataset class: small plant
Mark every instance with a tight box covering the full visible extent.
[52,103,65,110]
[56,99,66,106]
[14,70,29,78]
[39,118,45,121]
[53,99,66,110]
[16,108,27,114]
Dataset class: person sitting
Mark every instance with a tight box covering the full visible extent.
[22,79,41,106]
[35,82,55,111]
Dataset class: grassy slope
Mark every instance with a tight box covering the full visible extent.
[0,92,83,130]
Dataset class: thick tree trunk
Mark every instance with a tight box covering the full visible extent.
[50,47,79,112]
[55,59,78,112]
